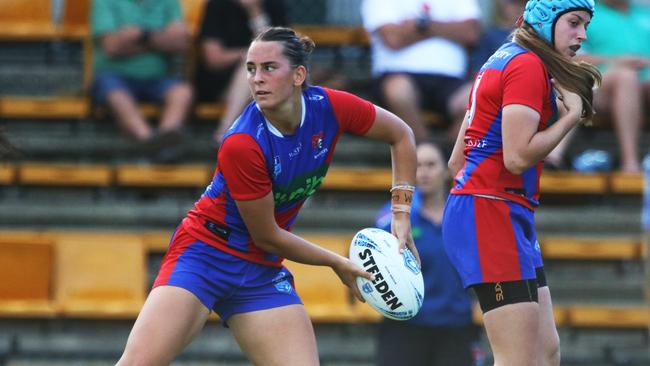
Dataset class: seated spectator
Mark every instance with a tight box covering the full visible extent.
[468,0,527,77]
[194,0,287,145]
[547,0,650,172]
[361,0,481,144]
[374,141,476,366]
[91,0,193,163]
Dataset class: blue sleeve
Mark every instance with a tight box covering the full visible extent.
[374,201,392,231]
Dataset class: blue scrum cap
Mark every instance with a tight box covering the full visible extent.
[523,0,595,45]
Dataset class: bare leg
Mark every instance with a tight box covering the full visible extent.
[213,64,252,143]
[483,302,539,366]
[381,74,429,143]
[602,67,643,172]
[537,287,561,366]
[106,89,152,142]
[159,82,193,133]
[228,304,319,366]
[116,286,210,365]
[546,127,577,169]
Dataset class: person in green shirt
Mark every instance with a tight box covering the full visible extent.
[547,0,650,172]
[91,0,193,162]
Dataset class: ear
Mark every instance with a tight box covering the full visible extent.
[293,65,307,87]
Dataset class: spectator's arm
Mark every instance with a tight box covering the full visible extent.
[100,26,148,58]
[376,18,480,50]
[149,21,191,54]
[200,39,248,71]
[576,54,650,69]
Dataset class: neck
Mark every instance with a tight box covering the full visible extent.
[262,90,303,135]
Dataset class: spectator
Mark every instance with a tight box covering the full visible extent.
[91,0,193,163]
[547,0,650,172]
[195,0,287,145]
[468,0,527,77]
[374,141,475,366]
[361,0,481,143]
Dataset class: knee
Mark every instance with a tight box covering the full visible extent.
[610,67,642,90]
[381,75,418,105]
[167,83,193,104]
[541,332,561,366]
[117,349,160,366]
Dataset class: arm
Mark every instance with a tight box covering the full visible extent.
[502,82,584,174]
[200,39,247,70]
[149,21,190,54]
[448,111,469,177]
[235,193,373,301]
[376,18,480,50]
[100,26,149,58]
[363,106,419,263]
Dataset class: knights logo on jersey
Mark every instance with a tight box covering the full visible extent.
[311,131,324,150]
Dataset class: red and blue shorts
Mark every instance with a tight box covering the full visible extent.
[153,226,302,321]
[442,194,543,288]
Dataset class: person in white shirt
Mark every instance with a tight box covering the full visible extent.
[361,0,481,143]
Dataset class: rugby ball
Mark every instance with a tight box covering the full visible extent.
[349,228,424,320]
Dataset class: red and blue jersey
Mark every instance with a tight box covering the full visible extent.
[181,86,376,267]
[451,42,558,210]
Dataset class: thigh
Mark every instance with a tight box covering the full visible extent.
[228,304,319,366]
[483,302,539,366]
[142,77,186,103]
[118,286,210,365]
[537,286,559,350]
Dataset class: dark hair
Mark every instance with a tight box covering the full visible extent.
[253,27,315,89]
[513,22,601,122]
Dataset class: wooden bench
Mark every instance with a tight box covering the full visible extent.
[567,305,648,328]
[115,164,211,188]
[0,164,16,185]
[53,232,146,319]
[18,162,112,187]
[4,162,642,196]
[0,237,56,317]
[609,172,644,194]
[0,229,647,325]
[541,237,642,261]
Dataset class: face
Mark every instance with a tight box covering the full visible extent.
[415,143,448,195]
[246,41,306,110]
[553,10,591,58]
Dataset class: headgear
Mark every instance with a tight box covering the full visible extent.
[523,0,595,45]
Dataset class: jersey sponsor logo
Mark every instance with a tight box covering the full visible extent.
[289,142,303,159]
[466,139,488,148]
[273,165,328,205]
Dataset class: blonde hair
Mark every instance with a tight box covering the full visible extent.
[513,22,601,122]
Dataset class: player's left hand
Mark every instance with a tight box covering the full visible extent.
[391,212,420,266]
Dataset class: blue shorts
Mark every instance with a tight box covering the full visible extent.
[442,194,543,288]
[153,226,302,322]
[92,72,184,105]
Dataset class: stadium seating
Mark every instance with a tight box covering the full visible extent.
[0,229,646,328]
[0,162,644,194]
